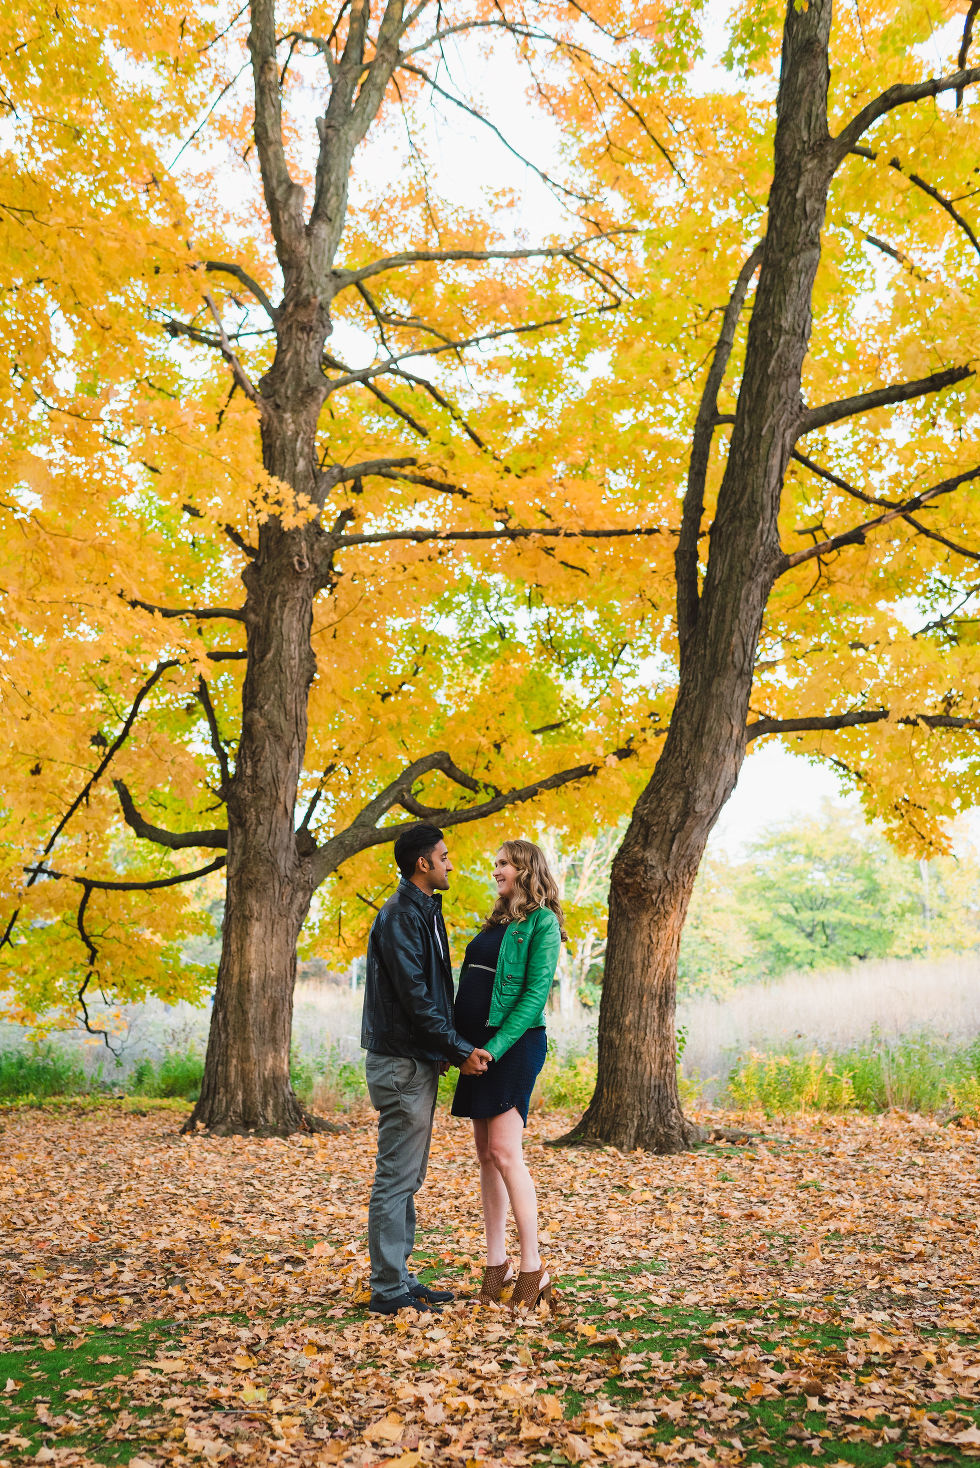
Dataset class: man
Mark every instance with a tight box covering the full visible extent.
[361,823,492,1315]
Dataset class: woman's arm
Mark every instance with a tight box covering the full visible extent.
[485,913,561,1061]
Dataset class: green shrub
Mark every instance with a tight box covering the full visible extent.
[129,1049,205,1101]
[0,1044,89,1099]
[727,1032,980,1116]
[534,1053,597,1110]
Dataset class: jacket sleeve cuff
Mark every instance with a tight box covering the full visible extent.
[484,1034,505,1061]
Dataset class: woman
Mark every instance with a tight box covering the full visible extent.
[451,839,565,1313]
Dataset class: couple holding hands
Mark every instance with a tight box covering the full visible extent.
[361,824,565,1317]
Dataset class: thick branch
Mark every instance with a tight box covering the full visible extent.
[309,743,640,887]
[676,243,763,662]
[793,450,980,563]
[248,0,307,273]
[959,2,980,106]
[797,365,973,438]
[113,780,228,850]
[830,67,980,165]
[196,676,232,791]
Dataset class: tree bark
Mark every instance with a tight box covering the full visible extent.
[185,293,330,1132]
[564,0,837,1152]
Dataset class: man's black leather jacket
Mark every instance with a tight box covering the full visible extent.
[361,878,473,1064]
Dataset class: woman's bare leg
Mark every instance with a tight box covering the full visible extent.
[486,1108,542,1274]
[473,1118,509,1266]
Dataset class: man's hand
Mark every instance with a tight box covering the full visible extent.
[459,1047,492,1076]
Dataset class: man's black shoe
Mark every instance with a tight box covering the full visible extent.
[368,1291,441,1315]
[409,1283,455,1305]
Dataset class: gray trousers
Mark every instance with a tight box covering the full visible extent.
[365,1052,440,1302]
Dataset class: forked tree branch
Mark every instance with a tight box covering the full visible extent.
[676,242,763,662]
[829,67,980,166]
[308,740,641,887]
[204,260,279,320]
[792,450,980,563]
[113,780,228,850]
[779,463,980,570]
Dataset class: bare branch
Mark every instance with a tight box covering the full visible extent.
[28,857,227,890]
[113,780,228,850]
[204,260,279,320]
[322,306,609,395]
[333,523,669,550]
[196,676,232,790]
[779,462,980,570]
[797,365,974,438]
[829,67,980,165]
[308,741,644,887]
[746,710,980,742]
[321,455,417,487]
[600,77,686,183]
[676,243,763,662]
[203,292,262,403]
[332,234,628,291]
[848,145,980,260]
[0,660,183,952]
[399,58,593,207]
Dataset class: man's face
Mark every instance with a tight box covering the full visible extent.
[420,840,452,891]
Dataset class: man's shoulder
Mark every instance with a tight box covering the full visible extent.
[373,884,425,931]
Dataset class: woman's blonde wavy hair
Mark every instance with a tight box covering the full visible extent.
[483,839,568,939]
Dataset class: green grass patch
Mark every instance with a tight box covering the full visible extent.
[0,1322,185,1463]
[727,1031,980,1115]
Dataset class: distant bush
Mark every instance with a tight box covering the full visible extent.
[0,1044,89,1099]
[129,1049,205,1100]
[728,1031,980,1115]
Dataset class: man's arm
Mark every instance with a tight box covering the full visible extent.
[376,907,482,1065]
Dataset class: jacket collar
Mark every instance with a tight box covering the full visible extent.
[398,876,444,918]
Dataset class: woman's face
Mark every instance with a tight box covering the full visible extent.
[493,849,519,900]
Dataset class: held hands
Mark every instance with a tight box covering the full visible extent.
[459,1047,493,1076]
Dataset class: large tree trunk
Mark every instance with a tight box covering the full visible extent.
[568,0,836,1152]
[186,313,330,1133]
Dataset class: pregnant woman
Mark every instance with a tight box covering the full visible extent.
[451,838,565,1313]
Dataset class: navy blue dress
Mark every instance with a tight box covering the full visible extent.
[451,923,547,1127]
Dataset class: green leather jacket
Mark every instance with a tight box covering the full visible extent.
[483,906,562,1061]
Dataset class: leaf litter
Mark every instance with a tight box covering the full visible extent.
[1,1105,978,1466]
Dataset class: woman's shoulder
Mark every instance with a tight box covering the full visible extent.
[525,905,560,932]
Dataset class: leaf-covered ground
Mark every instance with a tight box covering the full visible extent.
[1,1105,978,1467]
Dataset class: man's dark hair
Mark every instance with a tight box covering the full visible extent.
[393,824,445,878]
